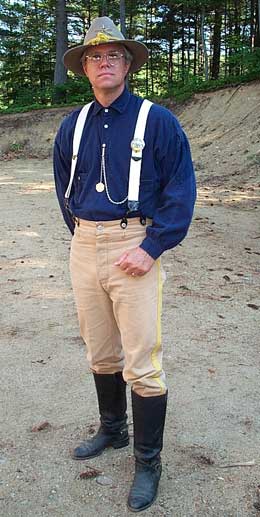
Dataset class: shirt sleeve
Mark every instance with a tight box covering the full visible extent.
[140,113,196,259]
[53,121,75,235]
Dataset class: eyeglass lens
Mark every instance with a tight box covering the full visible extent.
[86,52,124,65]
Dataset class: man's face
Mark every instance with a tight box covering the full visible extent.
[82,43,130,94]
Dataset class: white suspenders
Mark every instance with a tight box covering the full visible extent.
[64,99,153,212]
[128,99,153,211]
[64,101,93,202]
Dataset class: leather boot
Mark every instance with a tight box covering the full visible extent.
[127,390,167,512]
[73,372,129,459]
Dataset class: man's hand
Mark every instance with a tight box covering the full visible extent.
[114,247,155,276]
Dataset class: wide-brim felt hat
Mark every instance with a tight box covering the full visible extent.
[63,16,149,75]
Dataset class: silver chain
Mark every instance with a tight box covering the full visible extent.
[100,143,128,205]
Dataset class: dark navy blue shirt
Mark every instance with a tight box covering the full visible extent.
[53,87,196,259]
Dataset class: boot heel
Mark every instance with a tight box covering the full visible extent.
[112,436,130,449]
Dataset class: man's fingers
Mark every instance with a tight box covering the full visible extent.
[114,251,129,266]
[115,247,154,276]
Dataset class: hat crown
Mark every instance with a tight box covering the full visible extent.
[84,16,125,47]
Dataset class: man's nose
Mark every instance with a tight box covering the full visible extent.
[99,54,111,66]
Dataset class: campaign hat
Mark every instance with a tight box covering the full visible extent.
[63,16,149,75]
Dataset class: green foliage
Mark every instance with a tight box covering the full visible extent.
[0,0,260,112]
[0,104,49,114]
[228,46,260,75]
[9,141,25,152]
[53,77,93,103]
[0,76,93,113]
[159,70,260,103]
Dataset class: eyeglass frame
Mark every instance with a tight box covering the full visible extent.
[83,50,127,66]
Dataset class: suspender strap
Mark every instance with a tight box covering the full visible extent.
[65,98,153,215]
[127,99,153,212]
[65,101,93,201]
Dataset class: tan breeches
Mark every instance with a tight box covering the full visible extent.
[69,218,167,397]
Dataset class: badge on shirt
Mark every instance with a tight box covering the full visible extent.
[131,138,145,161]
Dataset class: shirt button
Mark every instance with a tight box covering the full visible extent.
[104,124,109,129]
[104,108,109,113]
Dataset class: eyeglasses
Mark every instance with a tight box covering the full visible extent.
[85,51,125,66]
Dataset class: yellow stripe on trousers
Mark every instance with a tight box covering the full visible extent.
[151,259,165,391]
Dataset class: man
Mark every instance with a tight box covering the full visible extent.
[53,16,196,513]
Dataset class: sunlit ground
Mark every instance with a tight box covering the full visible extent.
[197,185,260,206]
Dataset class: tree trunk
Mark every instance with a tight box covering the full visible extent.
[234,0,241,75]
[120,0,126,37]
[256,0,260,46]
[201,8,209,80]
[54,0,68,101]
[211,6,222,79]
[150,1,154,95]
[168,39,173,85]
[187,14,191,78]
[234,0,240,38]
[224,0,228,76]
[85,0,91,29]
[194,13,197,76]
[145,4,149,96]
[128,0,133,38]
[228,0,233,75]
[98,1,105,17]
[258,0,260,33]
[181,6,185,82]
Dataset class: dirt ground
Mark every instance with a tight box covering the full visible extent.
[0,82,260,516]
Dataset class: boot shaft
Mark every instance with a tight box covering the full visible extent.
[131,390,167,462]
[127,390,167,512]
[93,372,127,430]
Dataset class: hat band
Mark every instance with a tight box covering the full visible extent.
[87,32,121,46]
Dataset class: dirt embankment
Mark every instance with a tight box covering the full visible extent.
[0,80,260,173]
[0,81,260,517]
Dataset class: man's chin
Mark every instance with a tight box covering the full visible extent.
[96,80,120,89]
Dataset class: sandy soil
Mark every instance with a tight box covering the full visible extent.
[0,82,260,516]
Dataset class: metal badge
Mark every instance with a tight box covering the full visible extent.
[131,138,145,154]
[131,138,145,162]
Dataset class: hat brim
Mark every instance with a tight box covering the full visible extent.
[63,40,148,75]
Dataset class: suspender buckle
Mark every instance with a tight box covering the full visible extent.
[128,200,139,212]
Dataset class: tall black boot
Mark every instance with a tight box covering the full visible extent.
[73,372,129,460]
[127,390,167,512]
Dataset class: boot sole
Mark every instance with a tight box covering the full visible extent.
[72,437,130,460]
[127,493,158,513]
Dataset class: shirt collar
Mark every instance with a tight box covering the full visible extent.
[92,87,131,116]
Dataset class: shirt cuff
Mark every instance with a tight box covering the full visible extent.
[140,236,164,260]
